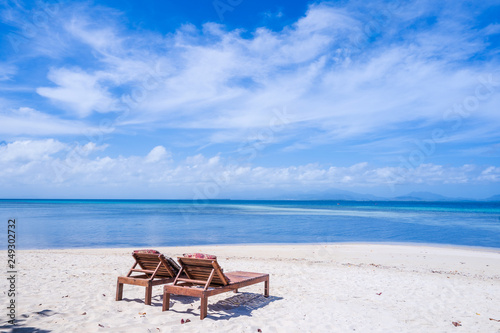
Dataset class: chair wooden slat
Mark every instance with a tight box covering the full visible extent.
[163,257,269,319]
[116,252,180,305]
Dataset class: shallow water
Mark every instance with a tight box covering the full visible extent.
[1,199,499,249]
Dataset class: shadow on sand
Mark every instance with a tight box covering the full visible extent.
[1,311,55,332]
[165,292,283,320]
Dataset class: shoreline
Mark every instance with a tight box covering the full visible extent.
[2,243,499,332]
[16,241,500,253]
[17,243,499,279]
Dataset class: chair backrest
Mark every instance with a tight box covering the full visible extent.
[176,257,229,286]
[133,253,180,278]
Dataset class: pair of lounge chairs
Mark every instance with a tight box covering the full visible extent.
[116,250,269,319]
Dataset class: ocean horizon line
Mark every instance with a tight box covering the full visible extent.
[1,198,499,203]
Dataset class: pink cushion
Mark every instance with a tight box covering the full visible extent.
[183,253,217,259]
[133,249,160,254]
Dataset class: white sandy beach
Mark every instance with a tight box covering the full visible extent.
[1,243,500,332]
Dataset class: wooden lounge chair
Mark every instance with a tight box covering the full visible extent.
[162,257,269,319]
[116,250,180,305]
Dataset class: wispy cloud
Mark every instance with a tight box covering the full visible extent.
[483,23,500,36]
[0,107,98,136]
[37,68,119,117]
[0,63,17,81]
[20,1,496,147]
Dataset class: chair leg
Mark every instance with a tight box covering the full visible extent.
[145,283,152,305]
[200,295,208,320]
[162,292,170,311]
[116,280,123,301]
[264,277,269,297]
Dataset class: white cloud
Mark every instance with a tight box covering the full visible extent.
[0,139,66,162]
[76,142,109,157]
[145,146,170,163]
[36,68,118,117]
[478,166,500,182]
[66,16,123,53]
[0,142,497,197]
[0,107,99,136]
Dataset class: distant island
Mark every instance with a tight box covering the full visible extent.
[267,189,500,202]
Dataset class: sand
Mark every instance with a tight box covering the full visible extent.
[1,243,499,332]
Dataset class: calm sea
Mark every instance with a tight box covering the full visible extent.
[1,199,499,249]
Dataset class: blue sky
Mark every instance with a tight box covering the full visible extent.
[0,0,499,199]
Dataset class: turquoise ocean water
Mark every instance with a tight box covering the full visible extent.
[1,199,499,249]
